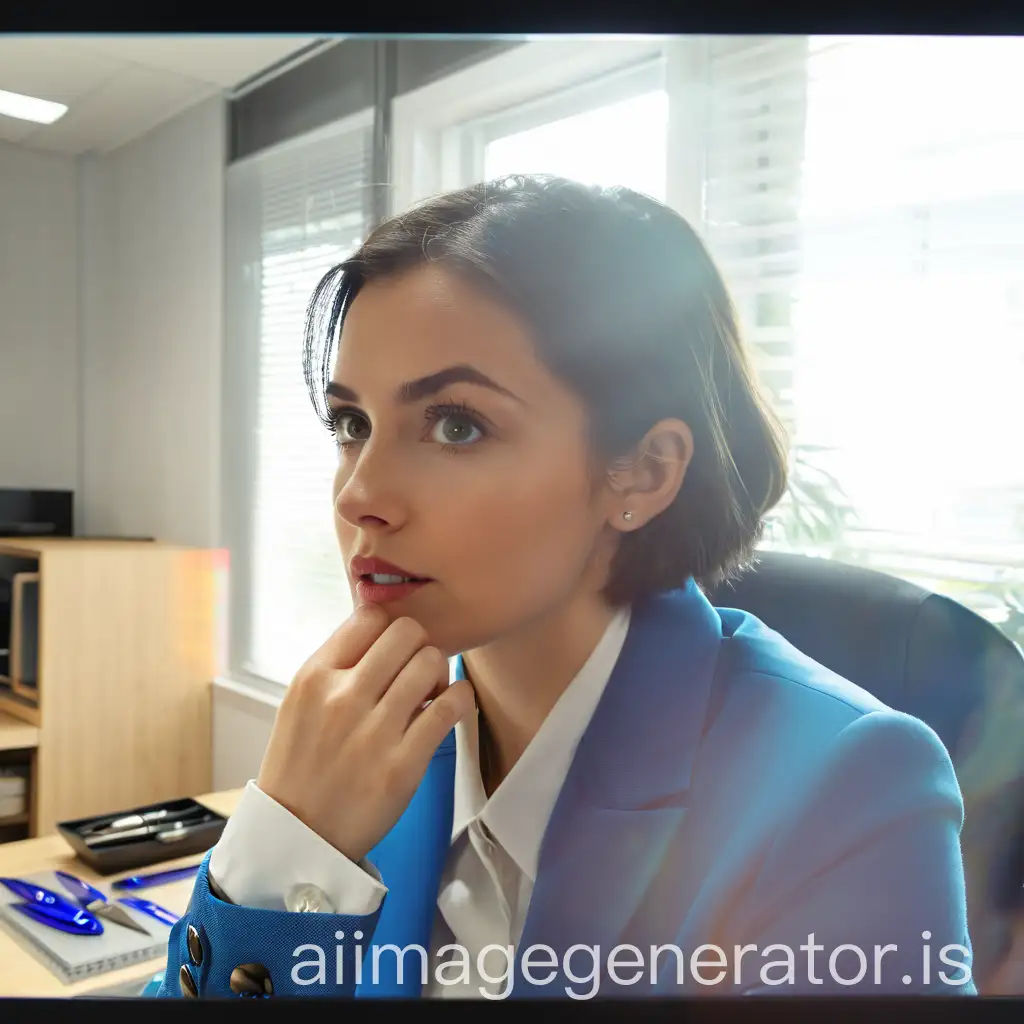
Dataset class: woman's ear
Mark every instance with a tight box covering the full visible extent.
[604,418,694,531]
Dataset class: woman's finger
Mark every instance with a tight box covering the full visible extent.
[373,644,451,734]
[299,604,391,675]
[400,679,476,764]
[353,615,432,703]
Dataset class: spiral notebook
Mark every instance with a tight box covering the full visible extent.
[0,870,174,984]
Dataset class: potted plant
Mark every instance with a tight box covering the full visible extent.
[764,443,857,554]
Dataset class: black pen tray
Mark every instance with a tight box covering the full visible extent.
[57,797,227,875]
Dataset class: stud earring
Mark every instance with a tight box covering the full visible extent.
[622,511,634,522]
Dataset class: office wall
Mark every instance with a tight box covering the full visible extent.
[212,684,277,790]
[78,95,226,548]
[0,142,80,495]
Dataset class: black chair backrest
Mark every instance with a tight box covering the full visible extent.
[705,550,1024,984]
[705,550,1023,758]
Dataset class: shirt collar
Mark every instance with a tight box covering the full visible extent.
[449,605,632,883]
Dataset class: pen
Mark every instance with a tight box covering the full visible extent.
[111,864,202,891]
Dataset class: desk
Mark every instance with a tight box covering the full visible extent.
[0,788,241,998]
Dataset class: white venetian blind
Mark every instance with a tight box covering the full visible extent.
[702,35,812,436]
[702,35,1024,628]
[227,116,373,684]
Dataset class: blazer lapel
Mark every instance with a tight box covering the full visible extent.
[358,728,456,998]
[514,581,723,998]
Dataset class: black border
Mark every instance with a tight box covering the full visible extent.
[3,994,1024,1020]
[2,2,1024,35]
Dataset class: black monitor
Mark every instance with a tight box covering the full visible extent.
[0,489,71,678]
[0,489,73,538]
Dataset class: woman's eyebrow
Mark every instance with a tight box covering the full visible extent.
[325,364,525,405]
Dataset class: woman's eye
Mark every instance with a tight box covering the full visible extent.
[335,412,370,442]
[430,413,483,446]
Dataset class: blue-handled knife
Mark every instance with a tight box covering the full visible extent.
[11,901,104,935]
[1,877,103,935]
[55,871,150,935]
[1,876,74,911]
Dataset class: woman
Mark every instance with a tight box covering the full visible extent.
[158,175,973,998]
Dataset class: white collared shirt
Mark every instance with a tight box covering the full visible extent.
[209,606,631,998]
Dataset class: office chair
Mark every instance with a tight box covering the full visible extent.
[705,550,1024,989]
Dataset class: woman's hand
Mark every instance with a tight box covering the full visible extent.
[256,604,475,862]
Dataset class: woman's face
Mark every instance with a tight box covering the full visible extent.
[329,263,618,655]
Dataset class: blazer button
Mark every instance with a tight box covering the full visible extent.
[230,963,273,997]
[179,963,198,998]
[186,924,203,966]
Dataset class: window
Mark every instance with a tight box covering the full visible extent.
[703,36,1024,640]
[459,60,668,201]
[389,38,667,216]
[225,114,372,685]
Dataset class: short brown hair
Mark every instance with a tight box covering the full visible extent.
[304,174,788,604]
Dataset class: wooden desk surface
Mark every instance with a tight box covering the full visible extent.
[0,789,241,999]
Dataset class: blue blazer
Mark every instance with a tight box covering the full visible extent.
[157,579,974,997]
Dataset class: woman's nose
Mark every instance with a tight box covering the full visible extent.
[333,445,408,530]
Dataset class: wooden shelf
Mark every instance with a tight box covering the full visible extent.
[0,812,28,827]
[0,539,221,841]
[0,710,39,751]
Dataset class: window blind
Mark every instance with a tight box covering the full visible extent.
[702,35,1024,629]
[702,35,813,437]
[227,116,373,684]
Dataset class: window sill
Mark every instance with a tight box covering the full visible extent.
[212,674,285,711]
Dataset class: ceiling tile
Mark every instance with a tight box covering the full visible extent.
[0,37,122,105]
[0,35,328,156]
[0,117,38,146]
[21,64,214,155]
[71,35,323,88]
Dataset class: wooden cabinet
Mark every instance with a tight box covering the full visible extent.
[0,538,225,839]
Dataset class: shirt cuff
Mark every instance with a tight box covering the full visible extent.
[207,780,388,916]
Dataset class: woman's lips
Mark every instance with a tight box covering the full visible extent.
[354,577,433,605]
